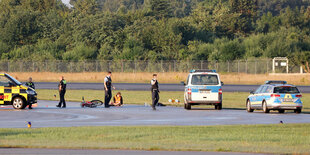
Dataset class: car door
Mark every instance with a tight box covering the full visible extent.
[0,76,13,105]
[184,75,190,101]
[250,86,264,108]
[259,86,269,108]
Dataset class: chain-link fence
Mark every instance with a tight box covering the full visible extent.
[0,59,302,73]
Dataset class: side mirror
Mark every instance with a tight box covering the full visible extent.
[180,81,185,86]
[250,91,254,94]
[221,81,224,86]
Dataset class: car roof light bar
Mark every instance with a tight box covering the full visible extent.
[190,69,217,73]
[265,81,287,84]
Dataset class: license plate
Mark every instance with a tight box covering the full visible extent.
[200,90,211,93]
[283,98,293,102]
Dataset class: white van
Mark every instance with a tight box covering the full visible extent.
[182,70,223,110]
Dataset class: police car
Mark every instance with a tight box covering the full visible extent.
[182,69,223,110]
[0,73,37,109]
[246,81,302,113]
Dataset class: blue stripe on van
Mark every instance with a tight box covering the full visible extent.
[189,86,221,93]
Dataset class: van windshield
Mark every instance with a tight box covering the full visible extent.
[273,86,300,94]
[5,74,22,85]
[191,74,219,85]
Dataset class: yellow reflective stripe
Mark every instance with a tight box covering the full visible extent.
[12,88,20,94]
[251,101,262,105]
[282,102,296,104]
[0,87,4,93]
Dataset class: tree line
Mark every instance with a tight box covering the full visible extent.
[0,0,309,68]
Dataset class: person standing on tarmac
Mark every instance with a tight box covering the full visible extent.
[56,76,67,108]
[25,77,35,89]
[104,71,115,108]
[25,77,35,109]
[151,74,160,110]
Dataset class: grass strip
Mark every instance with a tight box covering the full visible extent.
[36,90,310,112]
[0,124,309,154]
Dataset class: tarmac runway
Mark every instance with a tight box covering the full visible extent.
[33,82,310,93]
[1,100,309,128]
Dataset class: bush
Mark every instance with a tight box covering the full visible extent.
[63,43,98,61]
[209,38,245,61]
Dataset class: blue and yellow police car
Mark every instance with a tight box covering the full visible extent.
[0,73,37,109]
[246,81,302,113]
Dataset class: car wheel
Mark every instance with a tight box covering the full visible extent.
[278,110,285,113]
[184,104,191,110]
[216,103,222,110]
[246,100,254,112]
[12,97,25,109]
[294,109,302,114]
[262,101,269,113]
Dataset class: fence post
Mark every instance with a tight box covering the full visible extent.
[201,60,203,69]
[134,60,136,73]
[255,60,257,74]
[121,60,124,72]
[19,61,22,72]
[245,60,247,74]
[45,61,48,72]
[108,60,111,72]
[83,61,85,72]
[238,60,240,74]
[266,60,269,74]
[7,61,9,72]
[69,61,71,72]
[174,60,176,72]
[227,61,229,72]
[161,60,163,72]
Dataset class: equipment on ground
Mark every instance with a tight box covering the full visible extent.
[80,97,103,108]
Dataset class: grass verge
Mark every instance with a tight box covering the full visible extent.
[0,124,309,154]
[36,90,310,112]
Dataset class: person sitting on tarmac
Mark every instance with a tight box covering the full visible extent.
[110,92,123,106]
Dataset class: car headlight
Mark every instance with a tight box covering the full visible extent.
[26,88,36,95]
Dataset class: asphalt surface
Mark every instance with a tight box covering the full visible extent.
[1,100,309,128]
[32,82,310,93]
[0,148,266,155]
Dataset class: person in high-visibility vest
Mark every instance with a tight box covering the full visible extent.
[110,92,123,106]
[25,77,35,109]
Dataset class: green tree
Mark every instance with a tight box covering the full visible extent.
[148,0,172,19]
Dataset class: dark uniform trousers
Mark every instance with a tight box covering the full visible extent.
[58,90,66,107]
[104,88,112,107]
[152,89,159,107]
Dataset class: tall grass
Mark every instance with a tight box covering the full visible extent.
[8,72,310,85]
